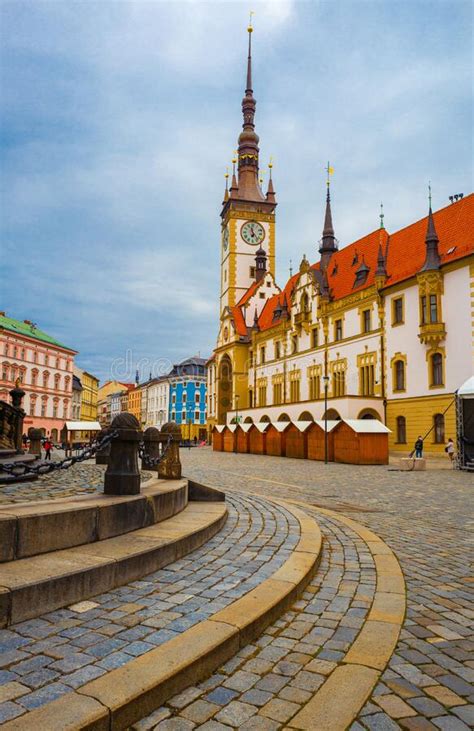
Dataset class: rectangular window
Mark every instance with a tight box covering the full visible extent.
[273,382,283,405]
[429,294,438,323]
[291,335,298,353]
[335,319,343,341]
[182,393,186,404]
[195,392,200,403]
[259,292,265,299]
[249,350,253,368]
[332,369,346,397]
[289,379,300,403]
[258,384,267,406]
[309,374,320,400]
[421,295,427,325]
[249,266,256,278]
[362,310,371,333]
[260,346,266,364]
[248,389,253,408]
[194,411,199,421]
[275,341,281,359]
[311,328,318,348]
[393,297,404,325]
[395,361,405,391]
[360,365,375,396]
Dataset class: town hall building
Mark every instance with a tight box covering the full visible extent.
[206,24,474,454]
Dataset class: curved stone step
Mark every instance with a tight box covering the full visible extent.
[0,500,227,627]
[0,497,322,731]
[0,478,188,562]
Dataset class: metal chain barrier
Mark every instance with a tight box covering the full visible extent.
[138,433,173,467]
[0,430,119,478]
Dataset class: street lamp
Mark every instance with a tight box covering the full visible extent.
[234,394,240,453]
[323,375,330,464]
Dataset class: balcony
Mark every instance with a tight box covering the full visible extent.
[418,321,446,346]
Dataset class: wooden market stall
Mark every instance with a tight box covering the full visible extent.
[222,424,237,452]
[61,421,101,454]
[248,423,269,455]
[265,422,288,457]
[285,422,311,459]
[236,424,252,453]
[333,419,390,465]
[212,425,225,452]
[307,420,338,462]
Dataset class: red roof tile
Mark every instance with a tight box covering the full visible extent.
[228,195,473,335]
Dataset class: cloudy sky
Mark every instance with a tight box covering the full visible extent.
[1,0,472,382]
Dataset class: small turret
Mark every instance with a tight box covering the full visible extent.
[319,163,338,271]
[255,246,267,282]
[420,185,441,272]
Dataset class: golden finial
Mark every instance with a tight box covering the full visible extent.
[224,166,229,181]
[326,161,334,188]
[259,169,265,186]
[248,10,254,32]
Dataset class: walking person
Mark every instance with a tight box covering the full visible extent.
[414,435,423,458]
[44,438,53,461]
[445,438,455,464]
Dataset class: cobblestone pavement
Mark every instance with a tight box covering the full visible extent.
[0,461,152,504]
[130,449,471,731]
[0,494,299,722]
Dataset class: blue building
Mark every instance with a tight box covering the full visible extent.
[168,357,207,441]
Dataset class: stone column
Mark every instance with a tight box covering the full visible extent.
[158,422,182,480]
[9,381,25,453]
[141,427,161,472]
[95,429,111,465]
[28,428,43,457]
[104,413,142,495]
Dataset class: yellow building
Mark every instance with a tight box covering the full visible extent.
[78,370,99,421]
[128,386,142,424]
[207,25,474,456]
[97,380,134,426]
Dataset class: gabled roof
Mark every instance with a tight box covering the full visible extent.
[253,195,473,333]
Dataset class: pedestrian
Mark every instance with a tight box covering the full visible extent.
[414,435,423,459]
[44,438,53,461]
[445,438,455,463]
[22,433,28,448]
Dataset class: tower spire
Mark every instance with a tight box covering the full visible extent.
[319,163,337,271]
[236,17,265,201]
[420,182,441,271]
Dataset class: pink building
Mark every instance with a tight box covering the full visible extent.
[0,313,77,441]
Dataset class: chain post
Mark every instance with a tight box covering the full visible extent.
[104,413,142,495]
[141,427,161,471]
[158,422,182,480]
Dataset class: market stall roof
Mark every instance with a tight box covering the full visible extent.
[339,419,391,433]
[65,421,101,431]
[458,376,474,398]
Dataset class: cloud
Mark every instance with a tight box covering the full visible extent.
[0,0,472,381]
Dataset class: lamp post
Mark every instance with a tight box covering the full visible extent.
[323,375,330,464]
[234,394,240,452]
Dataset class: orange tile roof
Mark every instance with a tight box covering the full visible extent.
[226,195,473,336]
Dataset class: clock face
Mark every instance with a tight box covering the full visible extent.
[222,227,229,251]
[241,220,265,246]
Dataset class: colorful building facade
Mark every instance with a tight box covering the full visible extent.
[207,26,474,454]
[0,313,77,440]
[169,358,207,441]
[97,381,134,426]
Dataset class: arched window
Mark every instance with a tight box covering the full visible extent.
[434,414,445,443]
[31,369,38,387]
[431,353,443,387]
[2,363,9,381]
[43,371,50,388]
[63,399,69,419]
[396,416,406,444]
[41,397,48,417]
[30,396,37,416]
[394,360,405,391]
[54,374,61,390]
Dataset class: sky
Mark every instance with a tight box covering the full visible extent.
[1,0,472,383]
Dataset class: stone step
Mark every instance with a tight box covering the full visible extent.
[0,478,188,562]
[0,495,322,731]
[0,500,227,627]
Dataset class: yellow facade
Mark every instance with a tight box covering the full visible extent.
[128,387,142,422]
[79,370,99,421]
[387,393,456,455]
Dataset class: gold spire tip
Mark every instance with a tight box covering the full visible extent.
[248,10,254,32]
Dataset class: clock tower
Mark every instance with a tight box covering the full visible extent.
[220,21,277,315]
